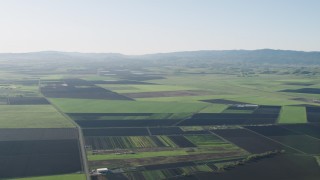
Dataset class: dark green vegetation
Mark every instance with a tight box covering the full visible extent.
[0,50,320,179]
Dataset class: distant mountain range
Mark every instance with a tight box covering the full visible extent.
[0,49,319,64]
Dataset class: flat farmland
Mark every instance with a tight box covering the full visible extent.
[0,97,7,104]
[185,135,227,147]
[11,173,86,180]
[141,161,196,171]
[0,128,82,179]
[0,140,82,179]
[246,125,320,154]
[149,127,184,135]
[278,106,307,123]
[216,96,304,106]
[115,75,165,81]
[85,136,167,150]
[4,79,39,86]
[198,103,229,113]
[202,99,252,104]
[148,74,310,105]
[272,135,320,154]
[68,112,190,120]
[89,150,247,168]
[41,85,132,100]
[75,119,180,128]
[253,105,281,114]
[0,128,78,141]
[280,124,320,139]
[3,61,320,179]
[306,106,320,123]
[245,125,300,136]
[7,97,50,105]
[212,128,298,153]
[178,113,279,126]
[133,95,224,102]
[121,90,212,98]
[88,150,189,161]
[68,113,153,120]
[0,105,74,128]
[98,84,200,93]
[222,105,257,113]
[167,136,196,148]
[83,128,150,136]
[92,80,154,85]
[190,154,320,180]
[284,82,314,86]
[280,88,320,94]
[129,164,214,179]
[148,127,209,136]
[40,78,133,100]
[85,133,205,151]
[50,98,208,113]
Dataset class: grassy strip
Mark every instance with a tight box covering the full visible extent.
[180,126,204,131]
[50,98,208,113]
[222,109,254,114]
[10,173,86,180]
[88,150,188,161]
[99,84,199,93]
[199,104,228,113]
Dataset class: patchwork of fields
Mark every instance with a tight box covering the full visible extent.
[1,64,320,180]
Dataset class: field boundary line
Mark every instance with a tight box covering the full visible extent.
[172,118,188,126]
[174,102,232,126]
[173,104,214,126]
[276,107,283,124]
[208,128,251,155]
[39,80,90,178]
[147,127,152,136]
[44,97,90,180]
[242,127,306,154]
[280,125,320,141]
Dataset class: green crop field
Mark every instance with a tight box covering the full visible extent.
[278,106,307,124]
[198,104,228,113]
[0,105,74,128]
[98,84,199,93]
[49,98,209,113]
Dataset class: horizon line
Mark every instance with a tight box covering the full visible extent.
[1,48,320,56]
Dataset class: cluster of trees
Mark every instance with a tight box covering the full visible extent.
[217,150,284,172]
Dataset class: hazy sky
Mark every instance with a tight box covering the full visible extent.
[0,0,319,54]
